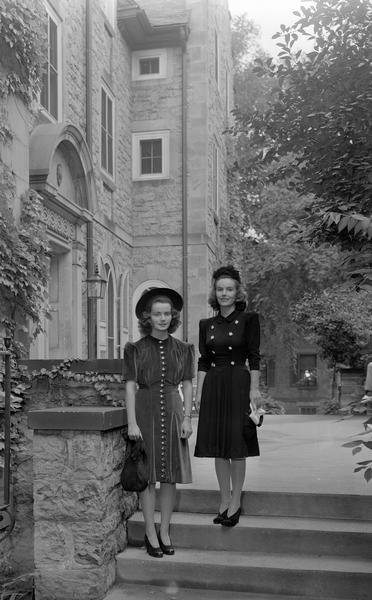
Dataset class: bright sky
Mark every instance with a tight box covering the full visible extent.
[228,0,307,56]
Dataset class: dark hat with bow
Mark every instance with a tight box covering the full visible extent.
[212,265,241,283]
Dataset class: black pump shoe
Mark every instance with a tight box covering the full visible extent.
[221,507,241,528]
[144,535,163,558]
[158,532,175,555]
[213,509,228,524]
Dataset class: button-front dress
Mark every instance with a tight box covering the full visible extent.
[194,309,261,459]
[123,335,194,484]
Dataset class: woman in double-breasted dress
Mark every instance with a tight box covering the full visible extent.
[195,266,262,527]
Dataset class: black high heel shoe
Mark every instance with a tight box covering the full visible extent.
[221,507,241,528]
[144,535,163,558]
[213,509,228,524]
[158,532,175,555]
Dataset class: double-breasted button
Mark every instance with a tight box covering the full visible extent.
[211,362,215,367]
[231,361,235,365]
[211,335,214,340]
[235,320,239,324]
[228,332,233,336]
[228,346,232,350]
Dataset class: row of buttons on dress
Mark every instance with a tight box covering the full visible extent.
[159,339,167,479]
[210,320,240,368]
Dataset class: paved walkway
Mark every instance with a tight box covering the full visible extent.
[181,414,372,496]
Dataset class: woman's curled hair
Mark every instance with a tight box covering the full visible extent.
[208,275,247,311]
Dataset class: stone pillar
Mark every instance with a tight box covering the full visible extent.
[28,407,137,600]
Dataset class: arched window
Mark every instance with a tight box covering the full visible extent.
[98,259,116,358]
[116,272,129,357]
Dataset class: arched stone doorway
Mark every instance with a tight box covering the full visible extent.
[29,123,96,359]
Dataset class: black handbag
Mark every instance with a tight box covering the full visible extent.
[120,438,149,492]
[243,404,264,443]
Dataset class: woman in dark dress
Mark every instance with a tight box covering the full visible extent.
[123,288,194,557]
[194,266,262,527]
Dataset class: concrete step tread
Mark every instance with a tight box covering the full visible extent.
[117,547,372,573]
[104,582,345,600]
[129,510,372,533]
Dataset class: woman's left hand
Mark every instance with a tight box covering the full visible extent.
[181,416,193,439]
[250,388,263,408]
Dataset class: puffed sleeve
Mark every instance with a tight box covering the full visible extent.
[245,312,260,371]
[122,342,137,382]
[183,343,195,380]
[197,319,211,372]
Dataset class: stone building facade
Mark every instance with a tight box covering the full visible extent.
[0,0,233,359]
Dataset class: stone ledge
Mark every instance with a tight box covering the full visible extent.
[28,407,127,431]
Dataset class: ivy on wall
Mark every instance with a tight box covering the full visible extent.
[0,0,47,104]
[0,0,49,349]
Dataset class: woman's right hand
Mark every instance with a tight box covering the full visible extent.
[194,392,202,412]
[128,423,142,441]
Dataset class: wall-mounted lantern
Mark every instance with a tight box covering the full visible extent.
[86,264,107,299]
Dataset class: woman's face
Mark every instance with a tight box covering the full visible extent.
[215,277,237,308]
[150,301,172,333]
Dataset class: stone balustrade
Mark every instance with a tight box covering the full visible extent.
[28,406,137,600]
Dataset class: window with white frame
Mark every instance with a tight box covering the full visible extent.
[214,30,219,84]
[212,143,219,213]
[132,131,170,180]
[132,48,167,80]
[101,86,114,177]
[41,4,62,120]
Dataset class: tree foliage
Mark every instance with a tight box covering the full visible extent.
[291,287,372,367]
[227,13,345,351]
[242,181,343,348]
[232,0,372,284]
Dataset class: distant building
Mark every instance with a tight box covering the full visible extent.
[0,0,233,358]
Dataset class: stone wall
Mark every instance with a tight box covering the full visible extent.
[0,360,134,586]
[29,407,136,600]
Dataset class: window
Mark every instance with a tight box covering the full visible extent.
[132,49,167,80]
[291,354,317,387]
[117,273,129,357]
[261,357,276,387]
[214,30,219,83]
[107,269,115,358]
[225,67,230,121]
[98,261,116,358]
[140,57,159,75]
[101,86,114,177]
[212,143,219,213]
[41,5,62,119]
[132,131,170,180]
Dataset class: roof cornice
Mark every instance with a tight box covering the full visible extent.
[117,5,189,49]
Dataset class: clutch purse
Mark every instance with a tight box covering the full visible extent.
[120,438,149,492]
[243,403,264,443]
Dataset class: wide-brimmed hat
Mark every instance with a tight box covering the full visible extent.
[135,287,183,318]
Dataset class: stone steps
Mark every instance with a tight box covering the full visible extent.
[115,547,372,600]
[110,489,372,600]
[128,510,372,558]
[105,582,350,600]
[170,489,371,521]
